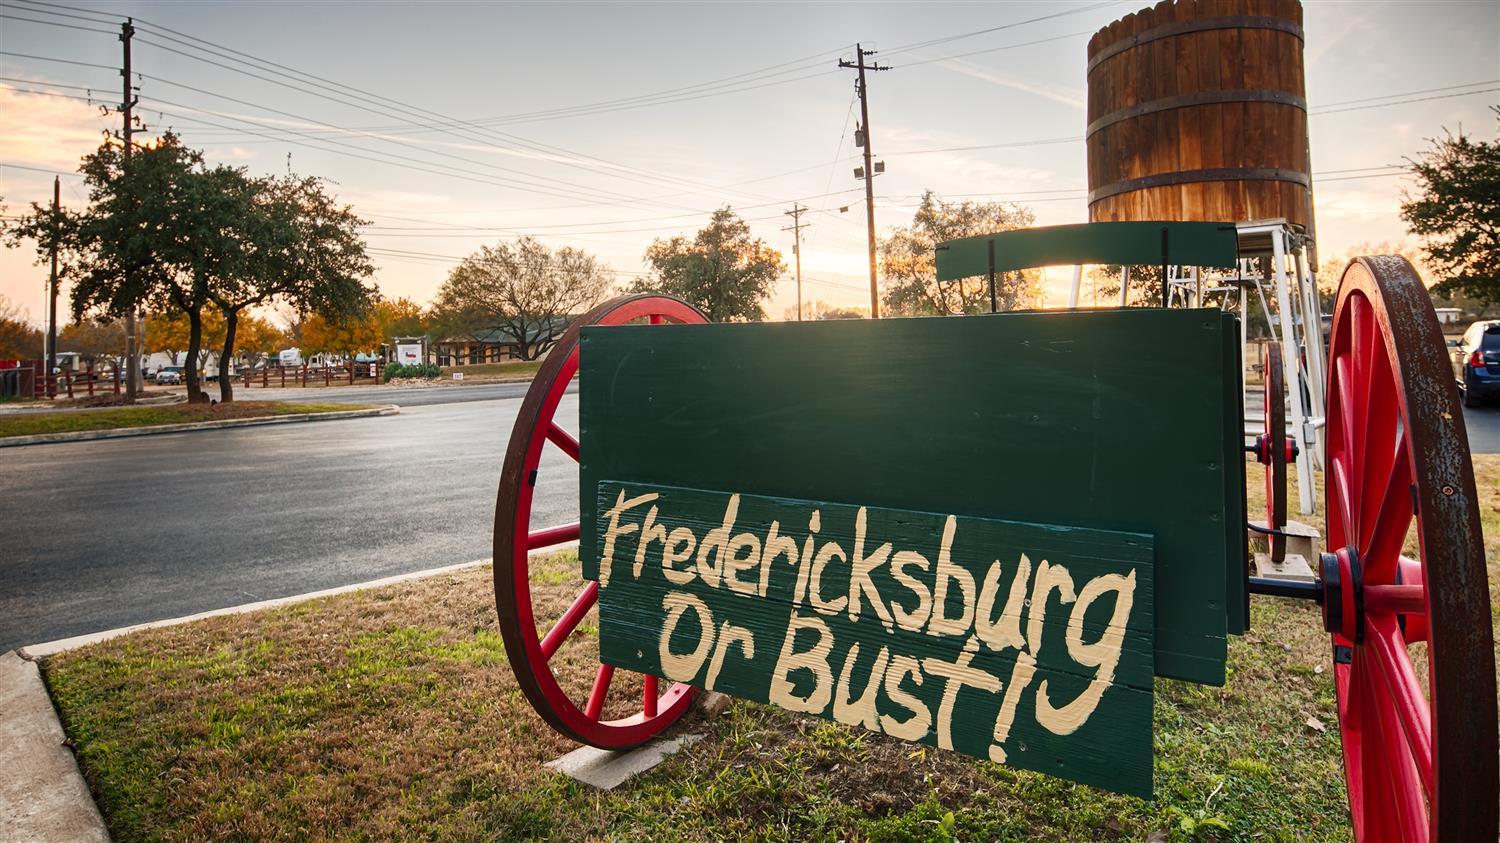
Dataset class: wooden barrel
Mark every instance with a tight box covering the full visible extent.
[1086,0,1311,229]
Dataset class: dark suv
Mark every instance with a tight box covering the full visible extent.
[1453,320,1500,407]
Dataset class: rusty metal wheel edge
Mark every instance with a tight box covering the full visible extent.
[1337,255,1497,842]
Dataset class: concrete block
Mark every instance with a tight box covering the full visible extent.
[1248,519,1321,563]
[1253,551,1316,581]
[544,733,702,790]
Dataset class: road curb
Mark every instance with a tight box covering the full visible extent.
[0,651,109,842]
[10,542,575,836]
[19,540,576,658]
[0,405,399,448]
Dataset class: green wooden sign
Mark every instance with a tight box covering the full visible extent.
[594,481,1156,797]
[579,310,1245,688]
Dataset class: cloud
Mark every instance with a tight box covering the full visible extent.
[938,59,1086,110]
[0,84,114,173]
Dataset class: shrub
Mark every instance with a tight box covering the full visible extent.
[383,362,440,382]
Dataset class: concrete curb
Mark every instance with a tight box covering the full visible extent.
[0,405,399,449]
[9,542,574,836]
[20,540,577,658]
[0,651,109,842]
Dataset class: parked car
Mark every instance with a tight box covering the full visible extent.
[155,366,184,385]
[1452,320,1500,407]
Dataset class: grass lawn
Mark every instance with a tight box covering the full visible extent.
[0,401,374,439]
[441,361,544,379]
[41,456,1499,841]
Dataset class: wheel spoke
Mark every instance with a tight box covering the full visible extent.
[1329,455,1356,545]
[643,674,658,718]
[541,581,599,661]
[585,663,614,720]
[1356,655,1406,840]
[1356,356,1400,562]
[528,521,580,550]
[1364,583,1426,616]
[546,421,580,462]
[1334,354,1367,529]
[1363,652,1431,842]
[1366,618,1435,798]
[1362,440,1413,576]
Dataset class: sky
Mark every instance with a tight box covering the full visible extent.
[1,0,1497,327]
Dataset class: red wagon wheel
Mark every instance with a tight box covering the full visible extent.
[1259,341,1289,562]
[1323,256,1496,842]
[493,293,705,748]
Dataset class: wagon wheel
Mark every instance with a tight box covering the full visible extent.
[1258,341,1289,562]
[493,293,704,748]
[1322,256,1497,842]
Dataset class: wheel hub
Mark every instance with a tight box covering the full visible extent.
[1320,547,1365,643]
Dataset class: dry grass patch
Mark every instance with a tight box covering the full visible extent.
[43,457,1500,841]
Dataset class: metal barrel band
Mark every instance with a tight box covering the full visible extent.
[1087,15,1305,73]
[1086,90,1307,138]
[1088,169,1313,205]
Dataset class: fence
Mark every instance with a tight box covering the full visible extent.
[12,360,121,399]
[239,361,385,389]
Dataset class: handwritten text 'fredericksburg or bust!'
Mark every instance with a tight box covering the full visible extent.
[596,487,1143,765]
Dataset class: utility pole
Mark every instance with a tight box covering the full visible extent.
[46,176,59,393]
[782,204,810,321]
[119,18,141,402]
[839,44,890,319]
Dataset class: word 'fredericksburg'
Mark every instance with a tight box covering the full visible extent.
[594,481,1157,797]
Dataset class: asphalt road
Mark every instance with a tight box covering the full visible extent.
[3,381,1495,651]
[0,388,579,651]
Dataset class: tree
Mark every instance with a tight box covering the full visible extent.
[145,307,226,370]
[0,294,43,360]
[58,317,125,368]
[633,207,783,322]
[66,134,258,403]
[1401,115,1500,306]
[879,191,1041,315]
[781,299,868,321]
[232,315,288,367]
[204,172,375,402]
[430,236,615,360]
[302,310,381,360]
[374,297,427,339]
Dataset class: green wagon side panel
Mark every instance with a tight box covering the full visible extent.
[935,221,1241,280]
[579,309,1241,685]
[593,481,1157,797]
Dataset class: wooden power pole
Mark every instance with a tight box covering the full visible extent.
[782,203,810,321]
[120,17,141,402]
[46,176,59,392]
[839,44,889,318]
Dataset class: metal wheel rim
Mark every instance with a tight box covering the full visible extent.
[1324,256,1497,842]
[493,293,706,748]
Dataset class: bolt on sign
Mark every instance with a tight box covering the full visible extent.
[579,311,1244,797]
[595,482,1156,796]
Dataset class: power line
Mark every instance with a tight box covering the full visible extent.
[0,11,114,35]
[879,0,1122,57]
[119,17,802,204]
[1312,87,1499,115]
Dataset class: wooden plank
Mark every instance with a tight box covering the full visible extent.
[594,481,1157,798]
[579,311,1239,685]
